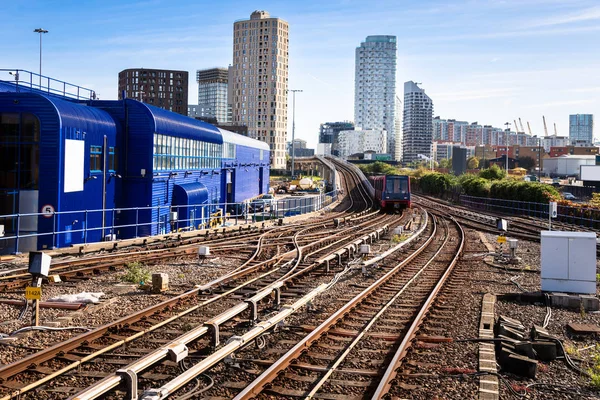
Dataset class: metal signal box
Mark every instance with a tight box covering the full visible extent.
[541,231,596,294]
[28,252,51,277]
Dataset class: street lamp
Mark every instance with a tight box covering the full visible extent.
[33,28,48,88]
[288,89,302,178]
[504,122,511,174]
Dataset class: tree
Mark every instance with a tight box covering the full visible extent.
[467,156,479,170]
[518,156,535,170]
[439,159,450,169]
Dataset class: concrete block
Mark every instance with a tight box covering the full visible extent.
[497,325,526,341]
[503,354,538,379]
[498,315,526,331]
[514,342,535,358]
[549,293,599,311]
[532,341,557,362]
[581,295,600,311]
[152,273,169,293]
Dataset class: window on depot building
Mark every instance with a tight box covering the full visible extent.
[90,145,103,172]
[108,147,117,172]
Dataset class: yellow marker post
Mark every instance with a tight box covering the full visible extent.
[497,236,506,244]
[25,287,42,300]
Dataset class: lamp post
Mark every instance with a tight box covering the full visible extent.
[504,122,511,174]
[288,89,302,178]
[33,28,48,87]
[538,136,542,181]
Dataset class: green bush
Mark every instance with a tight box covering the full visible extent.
[122,262,151,284]
[479,165,506,180]
[419,172,456,196]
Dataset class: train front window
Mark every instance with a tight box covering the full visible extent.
[385,177,407,193]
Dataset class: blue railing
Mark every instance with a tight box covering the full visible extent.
[0,69,96,100]
[460,195,600,229]
[0,190,338,254]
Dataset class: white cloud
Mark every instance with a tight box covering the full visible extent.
[523,99,595,109]
[527,5,600,28]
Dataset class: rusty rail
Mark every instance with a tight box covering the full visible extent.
[371,214,465,399]
[233,211,435,399]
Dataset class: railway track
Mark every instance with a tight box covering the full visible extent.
[0,159,370,293]
[221,210,463,399]
[0,158,405,399]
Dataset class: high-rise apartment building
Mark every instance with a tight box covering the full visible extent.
[118,68,188,115]
[569,114,594,144]
[231,10,289,169]
[338,129,387,159]
[354,35,399,160]
[318,121,355,157]
[402,81,433,163]
[394,96,402,161]
[196,68,230,124]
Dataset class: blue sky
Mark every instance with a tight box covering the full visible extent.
[2,0,599,148]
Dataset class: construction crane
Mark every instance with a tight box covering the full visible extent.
[554,123,558,136]
[514,119,519,133]
[519,118,525,132]
[542,116,549,136]
[527,121,533,136]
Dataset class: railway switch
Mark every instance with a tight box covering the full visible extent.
[167,342,189,363]
[116,369,138,400]
[360,244,371,255]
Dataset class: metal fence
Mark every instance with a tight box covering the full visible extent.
[459,195,600,229]
[0,190,337,255]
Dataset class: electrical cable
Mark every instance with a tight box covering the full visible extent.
[542,293,552,328]
[9,326,91,335]
[175,359,214,400]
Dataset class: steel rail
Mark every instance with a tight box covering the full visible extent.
[0,163,373,397]
[371,213,465,399]
[233,211,435,400]
[305,215,451,398]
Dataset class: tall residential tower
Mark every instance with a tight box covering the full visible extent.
[354,35,399,160]
[402,81,433,164]
[118,68,188,115]
[231,10,289,169]
[196,68,230,124]
[569,114,594,145]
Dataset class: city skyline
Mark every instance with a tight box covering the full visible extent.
[1,0,599,150]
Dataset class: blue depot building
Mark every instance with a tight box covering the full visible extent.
[0,71,270,253]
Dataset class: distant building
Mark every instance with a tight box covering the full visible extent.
[549,145,599,158]
[188,105,200,118]
[317,143,332,156]
[541,135,569,152]
[231,10,289,169]
[569,114,594,145]
[432,117,469,143]
[452,146,468,175]
[402,81,433,164]
[394,95,403,161]
[287,138,307,155]
[433,141,454,162]
[475,145,497,163]
[118,68,189,115]
[355,36,399,160]
[338,129,387,159]
[319,121,354,156]
[543,155,596,178]
[291,148,315,157]
[514,145,544,171]
[196,67,230,124]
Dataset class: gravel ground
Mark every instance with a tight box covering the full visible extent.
[373,225,600,400]
[0,255,240,365]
